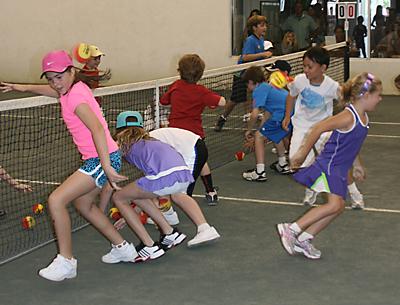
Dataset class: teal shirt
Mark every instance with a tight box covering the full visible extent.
[281,13,317,50]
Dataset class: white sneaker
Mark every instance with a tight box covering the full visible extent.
[350,191,365,209]
[187,226,220,248]
[303,189,317,206]
[38,254,77,282]
[147,207,180,226]
[101,241,138,264]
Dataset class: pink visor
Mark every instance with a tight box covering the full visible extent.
[40,50,73,78]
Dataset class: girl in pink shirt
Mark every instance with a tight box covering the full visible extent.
[1,50,137,281]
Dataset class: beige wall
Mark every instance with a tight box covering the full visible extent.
[0,0,237,85]
[350,58,400,95]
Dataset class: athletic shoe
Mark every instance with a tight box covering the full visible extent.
[294,239,321,259]
[101,242,138,264]
[242,112,251,122]
[303,189,317,206]
[271,147,277,154]
[160,228,187,250]
[276,223,297,255]
[350,191,365,210]
[205,187,219,206]
[214,115,227,132]
[187,226,220,248]
[270,161,291,175]
[242,169,267,182]
[38,254,77,282]
[134,243,165,262]
[147,206,180,226]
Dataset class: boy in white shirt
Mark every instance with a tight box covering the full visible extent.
[282,46,364,208]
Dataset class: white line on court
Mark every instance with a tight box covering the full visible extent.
[193,194,400,215]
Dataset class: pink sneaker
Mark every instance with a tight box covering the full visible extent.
[277,223,297,255]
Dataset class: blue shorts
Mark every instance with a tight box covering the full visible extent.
[79,150,122,188]
[259,119,292,144]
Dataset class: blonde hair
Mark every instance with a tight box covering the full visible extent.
[114,127,152,155]
[339,72,382,109]
[281,31,298,49]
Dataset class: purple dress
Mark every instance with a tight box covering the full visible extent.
[125,139,194,193]
[293,105,369,199]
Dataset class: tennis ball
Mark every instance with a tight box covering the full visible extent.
[109,207,121,221]
[32,203,44,215]
[139,211,148,225]
[235,151,245,161]
[73,43,91,63]
[269,71,288,89]
[158,197,172,212]
[22,216,35,230]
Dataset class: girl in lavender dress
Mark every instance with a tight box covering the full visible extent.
[277,73,382,260]
[112,111,220,262]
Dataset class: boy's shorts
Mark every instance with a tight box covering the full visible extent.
[259,119,292,144]
[79,150,122,188]
[230,74,248,103]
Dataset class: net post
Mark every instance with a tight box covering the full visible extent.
[155,81,160,129]
[344,41,350,82]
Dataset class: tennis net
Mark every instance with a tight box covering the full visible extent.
[0,42,347,264]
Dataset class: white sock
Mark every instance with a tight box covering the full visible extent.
[278,156,287,166]
[114,240,128,248]
[256,164,265,173]
[348,182,359,194]
[289,222,302,234]
[298,231,314,242]
[197,223,211,233]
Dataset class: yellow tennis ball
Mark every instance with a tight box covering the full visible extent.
[269,71,288,89]
[32,203,44,215]
[158,197,172,212]
[109,207,121,221]
[22,216,35,230]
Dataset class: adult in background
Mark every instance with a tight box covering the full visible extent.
[281,1,317,50]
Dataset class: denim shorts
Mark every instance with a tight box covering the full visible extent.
[78,150,122,188]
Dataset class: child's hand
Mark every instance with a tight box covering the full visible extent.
[263,51,273,58]
[114,218,127,230]
[353,165,366,181]
[0,82,22,93]
[290,151,305,171]
[282,116,291,131]
[104,167,128,190]
[14,183,33,193]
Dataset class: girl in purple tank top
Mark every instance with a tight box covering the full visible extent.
[110,111,220,263]
[277,73,382,260]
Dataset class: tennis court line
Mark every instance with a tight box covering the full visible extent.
[193,194,400,214]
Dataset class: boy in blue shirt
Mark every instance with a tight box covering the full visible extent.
[215,15,273,132]
[241,61,292,181]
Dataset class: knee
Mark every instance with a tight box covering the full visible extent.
[327,199,345,215]
[47,192,64,213]
[112,192,122,208]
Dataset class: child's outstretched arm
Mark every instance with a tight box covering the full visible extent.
[282,94,296,131]
[0,166,32,192]
[0,82,59,98]
[291,109,354,170]
[352,155,366,181]
[75,103,128,189]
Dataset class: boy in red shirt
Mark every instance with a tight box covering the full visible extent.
[160,54,226,204]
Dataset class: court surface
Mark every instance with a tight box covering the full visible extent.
[0,96,399,305]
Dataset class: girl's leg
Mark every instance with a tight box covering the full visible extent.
[47,171,100,259]
[200,162,218,204]
[171,192,220,247]
[170,193,207,226]
[112,181,173,245]
[98,182,114,213]
[73,187,125,246]
[296,193,345,235]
